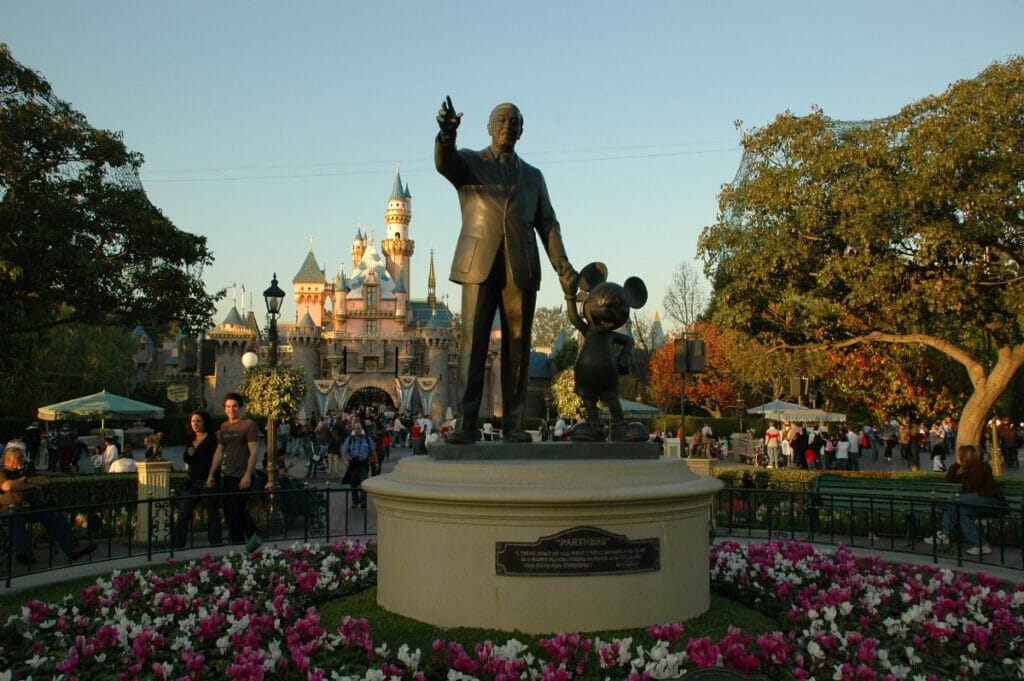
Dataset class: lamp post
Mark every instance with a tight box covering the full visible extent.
[260,274,287,534]
[263,273,286,368]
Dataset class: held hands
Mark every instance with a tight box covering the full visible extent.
[437,95,462,138]
[559,268,579,298]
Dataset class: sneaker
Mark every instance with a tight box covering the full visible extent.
[69,541,97,559]
[924,531,950,547]
[967,544,992,556]
[245,533,263,552]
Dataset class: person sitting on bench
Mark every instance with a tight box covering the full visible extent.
[925,444,1005,555]
[1,441,96,566]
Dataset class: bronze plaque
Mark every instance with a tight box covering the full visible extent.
[495,526,659,576]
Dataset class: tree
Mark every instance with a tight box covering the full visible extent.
[645,322,741,417]
[822,344,967,424]
[238,367,309,424]
[0,318,135,415]
[662,261,709,329]
[550,367,583,419]
[530,306,575,350]
[698,57,1024,448]
[0,44,218,339]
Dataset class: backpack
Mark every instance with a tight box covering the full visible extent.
[860,434,869,449]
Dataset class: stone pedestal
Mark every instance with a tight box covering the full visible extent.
[362,442,722,634]
[135,460,173,543]
[684,457,716,477]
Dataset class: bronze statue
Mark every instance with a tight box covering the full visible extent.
[566,262,649,442]
[436,96,578,444]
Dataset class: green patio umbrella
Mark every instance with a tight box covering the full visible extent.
[37,390,165,433]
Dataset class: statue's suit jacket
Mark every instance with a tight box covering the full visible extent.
[435,135,573,290]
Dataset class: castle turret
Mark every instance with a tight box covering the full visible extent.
[293,248,328,327]
[351,227,367,272]
[206,305,258,415]
[288,311,321,418]
[381,168,415,295]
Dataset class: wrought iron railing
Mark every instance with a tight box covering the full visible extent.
[1,482,369,588]
[713,487,1024,571]
[5,485,1022,588]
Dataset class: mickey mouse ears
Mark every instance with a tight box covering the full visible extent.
[623,276,648,309]
[578,261,648,308]
[578,262,607,292]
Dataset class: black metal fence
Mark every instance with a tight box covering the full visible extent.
[5,484,1023,588]
[714,487,1024,571]
[1,482,369,588]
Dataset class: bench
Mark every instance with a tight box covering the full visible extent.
[809,474,1019,546]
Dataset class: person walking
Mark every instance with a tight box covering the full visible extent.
[174,409,222,548]
[207,392,261,548]
[845,426,862,471]
[342,422,376,510]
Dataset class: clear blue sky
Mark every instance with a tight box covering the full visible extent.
[3,1,1022,330]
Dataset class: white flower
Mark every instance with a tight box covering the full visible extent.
[397,643,421,669]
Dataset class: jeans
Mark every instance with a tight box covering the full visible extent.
[11,506,77,556]
[941,493,1006,547]
[173,479,222,547]
[350,461,370,505]
[221,475,258,543]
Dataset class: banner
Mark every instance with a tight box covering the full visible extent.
[396,376,416,411]
[416,377,439,415]
[313,379,335,416]
[333,375,351,413]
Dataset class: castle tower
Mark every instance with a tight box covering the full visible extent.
[650,310,667,351]
[380,168,415,295]
[288,312,321,418]
[206,305,258,415]
[293,248,328,327]
[421,309,451,424]
[350,227,367,272]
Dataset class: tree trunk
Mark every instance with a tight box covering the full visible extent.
[955,345,1024,450]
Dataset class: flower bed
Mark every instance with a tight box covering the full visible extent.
[1,539,1022,680]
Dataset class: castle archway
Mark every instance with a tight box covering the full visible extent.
[346,386,396,412]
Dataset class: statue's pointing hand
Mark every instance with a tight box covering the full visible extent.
[437,95,462,138]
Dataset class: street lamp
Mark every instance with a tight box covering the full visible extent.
[263,273,286,368]
[241,351,259,371]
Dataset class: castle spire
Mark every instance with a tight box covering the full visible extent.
[427,248,437,312]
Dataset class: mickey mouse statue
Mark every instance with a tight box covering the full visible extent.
[565,262,649,442]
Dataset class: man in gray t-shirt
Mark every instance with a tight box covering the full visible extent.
[208,392,260,545]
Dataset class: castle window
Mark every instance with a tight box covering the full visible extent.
[367,319,377,335]
[366,286,378,308]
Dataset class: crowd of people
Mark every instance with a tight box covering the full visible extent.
[749,416,1023,472]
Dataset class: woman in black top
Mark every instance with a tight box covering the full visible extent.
[173,410,222,547]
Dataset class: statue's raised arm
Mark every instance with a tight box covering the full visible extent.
[437,95,462,142]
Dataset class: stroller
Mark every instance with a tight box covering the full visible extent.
[305,440,329,479]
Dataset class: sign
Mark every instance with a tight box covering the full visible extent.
[166,384,189,403]
[495,526,659,576]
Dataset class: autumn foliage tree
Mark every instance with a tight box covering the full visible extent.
[646,322,739,417]
[822,345,967,424]
[698,57,1024,448]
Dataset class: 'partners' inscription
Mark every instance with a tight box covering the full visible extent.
[495,527,659,576]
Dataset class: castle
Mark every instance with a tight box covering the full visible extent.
[202,169,506,423]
